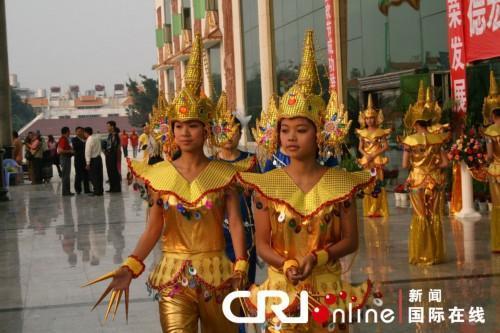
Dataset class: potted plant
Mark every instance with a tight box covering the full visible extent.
[394,183,409,207]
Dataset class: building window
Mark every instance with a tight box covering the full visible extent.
[208,46,222,97]
[206,0,217,11]
[164,0,172,24]
[242,0,261,130]
[182,0,191,30]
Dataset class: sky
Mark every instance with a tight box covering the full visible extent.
[5,0,156,94]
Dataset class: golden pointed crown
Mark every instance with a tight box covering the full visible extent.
[482,70,500,125]
[168,33,212,125]
[403,80,436,131]
[252,95,279,161]
[278,30,325,129]
[210,91,240,147]
[319,91,352,157]
[358,94,384,128]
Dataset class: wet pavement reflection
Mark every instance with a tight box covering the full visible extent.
[0,182,498,332]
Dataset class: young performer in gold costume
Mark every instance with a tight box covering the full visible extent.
[83,34,247,333]
[356,95,391,217]
[482,71,500,253]
[402,81,449,265]
[238,31,380,333]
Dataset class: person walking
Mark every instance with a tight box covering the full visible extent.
[120,129,129,158]
[104,121,121,192]
[12,131,23,165]
[28,132,44,184]
[84,127,103,196]
[47,135,62,178]
[58,127,74,196]
[72,126,91,194]
[130,129,139,158]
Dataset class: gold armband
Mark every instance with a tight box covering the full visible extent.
[121,255,145,278]
[233,258,249,274]
[312,249,329,267]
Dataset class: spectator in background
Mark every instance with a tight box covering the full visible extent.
[47,134,62,177]
[24,132,34,181]
[72,126,91,194]
[58,127,74,196]
[130,129,139,158]
[28,132,44,184]
[12,131,23,165]
[120,129,129,158]
[138,124,148,153]
[104,121,121,192]
[115,127,122,176]
[84,127,103,196]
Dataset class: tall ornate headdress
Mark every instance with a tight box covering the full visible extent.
[403,80,438,132]
[278,30,325,129]
[210,91,240,147]
[164,33,214,159]
[482,70,500,126]
[167,33,212,125]
[252,30,351,164]
[358,94,384,129]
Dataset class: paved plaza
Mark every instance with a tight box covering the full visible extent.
[0,175,498,333]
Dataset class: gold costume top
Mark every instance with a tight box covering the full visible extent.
[128,159,238,295]
[403,132,448,188]
[355,128,392,168]
[238,168,373,314]
[484,124,500,179]
[231,155,258,172]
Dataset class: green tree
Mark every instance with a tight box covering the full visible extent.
[11,88,36,131]
[126,75,158,127]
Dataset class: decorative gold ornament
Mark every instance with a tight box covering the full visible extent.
[358,94,384,129]
[403,80,439,132]
[482,70,500,126]
[278,30,325,129]
[252,95,279,163]
[210,91,240,147]
[319,91,352,158]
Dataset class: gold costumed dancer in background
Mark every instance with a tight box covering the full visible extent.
[482,71,500,253]
[83,34,247,333]
[238,30,380,333]
[356,94,391,217]
[402,81,449,265]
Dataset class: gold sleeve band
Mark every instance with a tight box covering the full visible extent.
[313,249,330,267]
[122,255,145,278]
[282,259,299,274]
[233,259,249,274]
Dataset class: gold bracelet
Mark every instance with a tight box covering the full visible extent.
[313,250,330,267]
[282,259,299,274]
[121,255,145,278]
[234,259,249,274]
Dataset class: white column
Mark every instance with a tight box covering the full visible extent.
[257,0,274,105]
[459,217,479,263]
[232,0,246,113]
[456,161,481,219]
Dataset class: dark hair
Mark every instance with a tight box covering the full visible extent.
[493,107,500,118]
[48,135,55,142]
[142,124,147,128]
[75,126,83,131]
[61,126,70,135]
[13,131,19,138]
[84,127,93,135]
[107,120,116,127]
[415,119,431,128]
[115,127,120,133]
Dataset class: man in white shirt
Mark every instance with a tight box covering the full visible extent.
[84,127,103,196]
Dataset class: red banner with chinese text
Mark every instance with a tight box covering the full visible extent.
[446,0,468,113]
[324,0,338,93]
[463,0,500,62]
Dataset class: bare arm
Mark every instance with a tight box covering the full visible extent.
[252,194,285,269]
[439,149,449,169]
[325,199,359,261]
[130,190,164,260]
[486,140,493,162]
[402,146,410,169]
[226,188,247,260]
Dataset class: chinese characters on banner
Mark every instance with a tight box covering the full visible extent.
[324,0,338,93]
[447,0,468,113]
[464,0,500,61]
